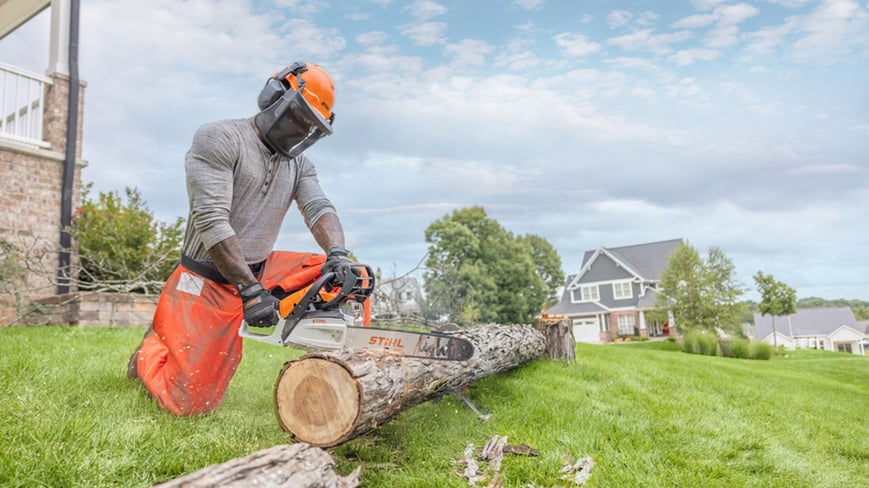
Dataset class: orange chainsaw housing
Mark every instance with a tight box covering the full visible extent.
[135,251,369,416]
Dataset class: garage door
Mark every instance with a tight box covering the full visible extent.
[572,318,600,344]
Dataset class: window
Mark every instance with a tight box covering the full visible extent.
[580,285,599,302]
[836,343,852,353]
[617,315,635,336]
[612,281,633,300]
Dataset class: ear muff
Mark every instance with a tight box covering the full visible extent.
[257,62,309,111]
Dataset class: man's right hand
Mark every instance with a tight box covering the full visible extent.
[238,282,280,327]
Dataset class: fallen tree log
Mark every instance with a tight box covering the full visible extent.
[151,443,360,488]
[275,323,546,447]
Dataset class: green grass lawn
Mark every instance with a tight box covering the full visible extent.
[1,326,867,487]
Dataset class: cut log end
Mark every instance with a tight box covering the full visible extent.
[275,358,360,446]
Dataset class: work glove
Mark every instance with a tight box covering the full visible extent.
[238,282,280,327]
[321,247,353,285]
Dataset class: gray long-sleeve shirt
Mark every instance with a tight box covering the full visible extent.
[181,118,337,263]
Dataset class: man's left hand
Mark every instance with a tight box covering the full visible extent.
[321,247,352,284]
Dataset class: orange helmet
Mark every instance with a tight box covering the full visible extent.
[257,62,335,122]
[255,62,336,158]
[283,63,334,122]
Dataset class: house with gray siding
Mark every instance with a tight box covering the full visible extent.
[549,238,682,343]
[752,307,865,355]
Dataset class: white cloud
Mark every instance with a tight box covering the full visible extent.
[444,39,494,66]
[607,29,694,54]
[399,21,448,46]
[631,86,657,100]
[788,163,863,175]
[668,48,720,65]
[607,10,658,29]
[607,10,633,29]
[692,0,728,10]
[406,0,448,20]
[743,0,869,62]
[516,21,536,32]
[494,39,541,70]
[791,0,869,60]
[273,0,329,15]
[743,19,799,55]
[356,31,389,46]
[277,19,348,60]
[553,33,602,57]
[603,56,661,71]
[663,77,710,107]
[673,13,718,29]
[762,0,812,6]
[717,3,761,25]
[705,25,740,48]
[512,0,544,11]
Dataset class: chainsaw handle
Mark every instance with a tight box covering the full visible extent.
[318,263,375,308]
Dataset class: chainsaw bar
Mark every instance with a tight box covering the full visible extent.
[343,326,474,361]
[239,263,474,361]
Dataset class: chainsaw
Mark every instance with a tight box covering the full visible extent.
[239,262,474,361]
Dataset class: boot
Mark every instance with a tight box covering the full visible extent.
[127,327,154,380]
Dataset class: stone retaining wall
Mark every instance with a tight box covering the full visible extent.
[34,292,156,327]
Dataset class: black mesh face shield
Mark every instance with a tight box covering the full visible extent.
[254,88,334,158]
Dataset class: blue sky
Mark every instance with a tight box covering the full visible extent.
[2,0,868,300]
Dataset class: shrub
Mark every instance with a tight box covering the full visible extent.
[722,337,750,359]
[681,332,699,354]
[681,331,720,356]
[749,341,773,360]
[696,332,720,356]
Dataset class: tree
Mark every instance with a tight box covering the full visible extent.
[69,184,184,294]
[423,206,561,326]
[753,272,797,349]
[656,242,745,334]
[0,239,29,321]
[518,234,565,306]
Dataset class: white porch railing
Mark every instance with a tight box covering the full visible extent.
[0,61,52,149]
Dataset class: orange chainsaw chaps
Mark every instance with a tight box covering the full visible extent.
[135,250,338,416]
[136,264,244,416]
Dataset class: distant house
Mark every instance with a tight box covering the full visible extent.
[861,321,869,356]
[549,238,682,344]
[751,307,865,355]
[371,276,424,318]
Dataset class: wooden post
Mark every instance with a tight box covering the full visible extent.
[274,323,546,447]
[151,443,360,488]
[535,311,576,363]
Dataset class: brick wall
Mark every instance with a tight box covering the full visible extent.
[0,73,86,324]
[34,292,156,327]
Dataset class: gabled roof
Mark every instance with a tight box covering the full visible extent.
[548,298,609,316]
[753,307,860,338]
[571,238,683,287]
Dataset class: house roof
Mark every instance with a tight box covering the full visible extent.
[578,238,683,282]
[753,307,860,338]
[1,0,49,40]
[636,287,663,309]
[548,297,609,316]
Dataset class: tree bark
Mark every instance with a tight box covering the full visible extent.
[274,323,546,447]
[151,443,360,488]
[535,316,576,362]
